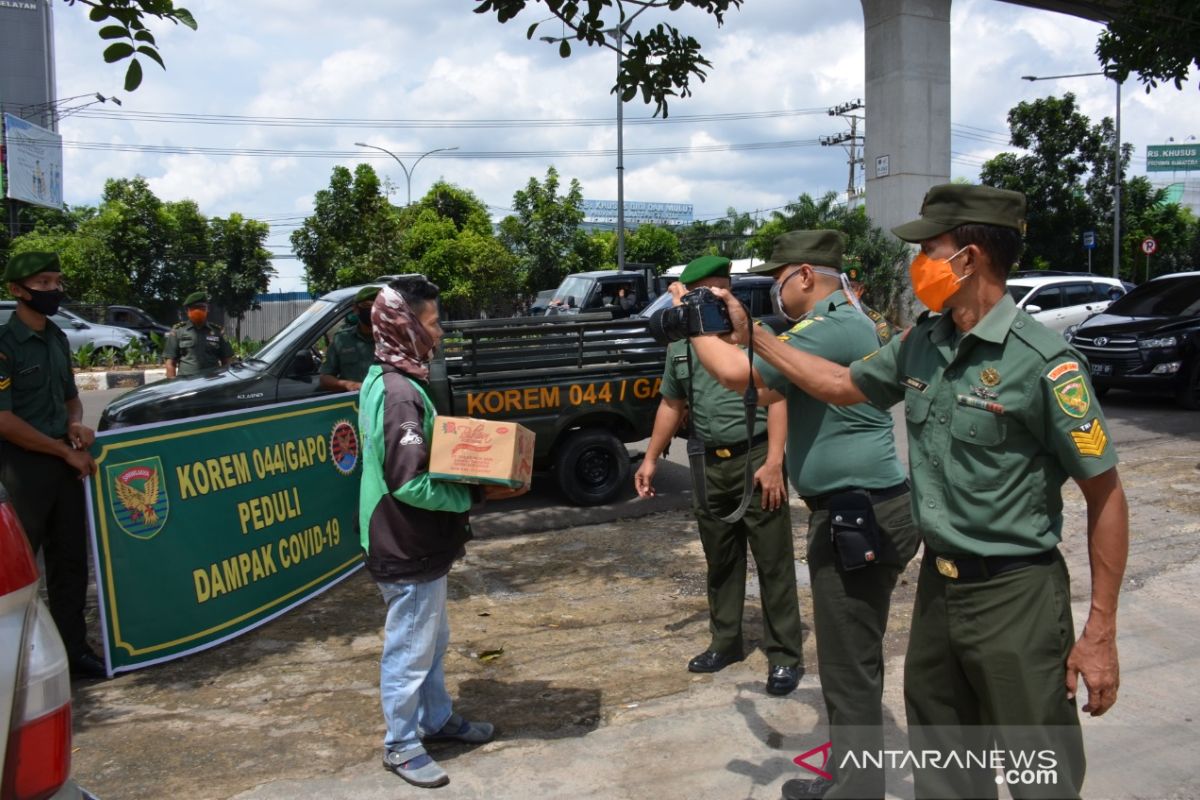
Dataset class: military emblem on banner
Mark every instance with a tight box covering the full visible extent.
[330,419,360,476]
[1052,376,1091,418]
[107,458,170,540]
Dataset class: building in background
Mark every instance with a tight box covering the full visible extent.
[0,0,57,130]
[1146,142,1200,217]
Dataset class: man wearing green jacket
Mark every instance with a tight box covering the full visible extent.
[358,277,521,789]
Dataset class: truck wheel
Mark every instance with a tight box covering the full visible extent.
[554,429,631,506]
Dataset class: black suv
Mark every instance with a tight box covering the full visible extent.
[1066,271,1200,409]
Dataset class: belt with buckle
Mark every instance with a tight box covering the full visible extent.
[802,480,910,512]
[928,547,1057,582]
[705,432,769,460]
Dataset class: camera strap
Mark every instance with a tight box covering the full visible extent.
[685,328,759,525]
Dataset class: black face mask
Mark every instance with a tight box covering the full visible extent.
[20,285,65,316]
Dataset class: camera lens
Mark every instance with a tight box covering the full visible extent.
[648,306,691,344]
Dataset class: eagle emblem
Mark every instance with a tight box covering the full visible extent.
[107,458,170,540]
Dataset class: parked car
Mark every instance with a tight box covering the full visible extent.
[97,305,171,340]
[1,480,87,800]
[1065,271,1200,409]
[1005,274,1128,333]
[0,301,139,356]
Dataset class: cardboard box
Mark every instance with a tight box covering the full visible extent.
[428,417,535,489]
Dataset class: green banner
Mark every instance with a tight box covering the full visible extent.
[87,395,364,673]
[1146,144,1200,172]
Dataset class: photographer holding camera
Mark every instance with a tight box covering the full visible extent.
[635,255,803,696]
[685,231,918,800]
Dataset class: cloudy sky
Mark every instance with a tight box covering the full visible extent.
[50,0,1200,292]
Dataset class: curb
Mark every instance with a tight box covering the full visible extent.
[75,368,168,392]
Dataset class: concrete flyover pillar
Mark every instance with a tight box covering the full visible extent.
[861,0,952,238]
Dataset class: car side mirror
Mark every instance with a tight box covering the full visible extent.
[1025,304,1042,314]
[72,321,88,330]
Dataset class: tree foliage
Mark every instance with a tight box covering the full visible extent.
[473,0,741,117]
[1096,1,1200,92]
[980,93,1199,280]
[206,213,275,338]
[498,167,591,292]
[290,164,404,295]
[623,223,681,269]
[68,0,197,91]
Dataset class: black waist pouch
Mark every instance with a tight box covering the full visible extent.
[827,491,881,571]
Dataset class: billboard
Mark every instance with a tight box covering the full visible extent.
[3,112,63,209]
[582,199,694,226]
[1146,144,1200,173]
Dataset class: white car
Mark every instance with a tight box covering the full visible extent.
[1006,275,1127,333]
[0,301,139,355]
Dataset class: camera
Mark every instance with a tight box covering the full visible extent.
[647,287,733,344]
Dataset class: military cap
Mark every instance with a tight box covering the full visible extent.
[679,255,732,285]
[354,285,381,304]
[5,251,61,282]
[183,291,209,307]
[892,183,1027,243]
[748,230,845,274]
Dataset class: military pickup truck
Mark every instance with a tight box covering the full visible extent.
[99,282,667,505]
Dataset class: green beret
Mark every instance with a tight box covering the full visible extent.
[892,183,1027,243]
[5,252,61,282]
[748,230,845,274]
[679,255,731,285]
[183,291,208,307]
[354,286,381,304]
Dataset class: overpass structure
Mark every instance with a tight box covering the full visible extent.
[862,0,1129,236]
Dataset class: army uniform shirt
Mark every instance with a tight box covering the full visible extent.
[757,290,905,497]
[850,294,1118,557]
[0,314,78,440]
[163,321,233,377]
[320,326,376,384]
[862,304,897,346]
[660,338,768,446]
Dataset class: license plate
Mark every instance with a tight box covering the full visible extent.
[1091,362,1112,376]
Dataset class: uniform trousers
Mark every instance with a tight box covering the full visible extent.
[804,490,919,799]
[693,441,802,667]
[0,443,90,657]
[904,551,1084,800]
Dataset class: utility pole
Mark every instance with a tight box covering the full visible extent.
[821,99,865,202]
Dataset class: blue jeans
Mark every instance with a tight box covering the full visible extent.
[378,576,454,757]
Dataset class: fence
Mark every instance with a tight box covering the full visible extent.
[219,292,316,342]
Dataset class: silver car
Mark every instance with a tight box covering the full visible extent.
[0,302,138,355]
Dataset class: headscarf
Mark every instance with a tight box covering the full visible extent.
[370,284,435,380]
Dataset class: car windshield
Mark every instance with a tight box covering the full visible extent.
[251,299,338,363]
[1105,276,1200,317]
[1006,284,1033,305]
[550,277,594,308]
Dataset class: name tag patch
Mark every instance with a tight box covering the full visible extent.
[902,376,928,392]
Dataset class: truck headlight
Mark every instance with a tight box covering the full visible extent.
[1139,336,1178,349]
[1151,361,1183,375]
[1063,324,1079,342]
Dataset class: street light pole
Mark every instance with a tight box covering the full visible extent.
[613,24,626,272]
[1021,71,1123,279]
[354,142,459,206]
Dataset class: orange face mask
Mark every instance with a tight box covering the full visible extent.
[188,308,208,325]
[909,246,969,312]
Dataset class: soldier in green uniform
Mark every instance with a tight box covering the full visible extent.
[689,232,919,799]
[0,252,105,680]
[634,255,803,696]
[843,258,898,346]
[320,286,379,392]
[698,187,1129,799]
[163,291,234,378]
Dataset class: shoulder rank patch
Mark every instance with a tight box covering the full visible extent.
[1053,376,1091,418]
[1070,418,1108,457]
[789,319,816,334]
[1046,361,1080,382]
[0,377,9,391]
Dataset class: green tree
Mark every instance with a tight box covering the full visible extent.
[624,224,681,270]
[1096,1,1200,92]
[1119,178,1199,281]
[498,167,590,292]
[207,213,275,339]
[70,0,197,91]
[291,164,404,295]
[980,94,1128,272]
[399,181,518,318]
